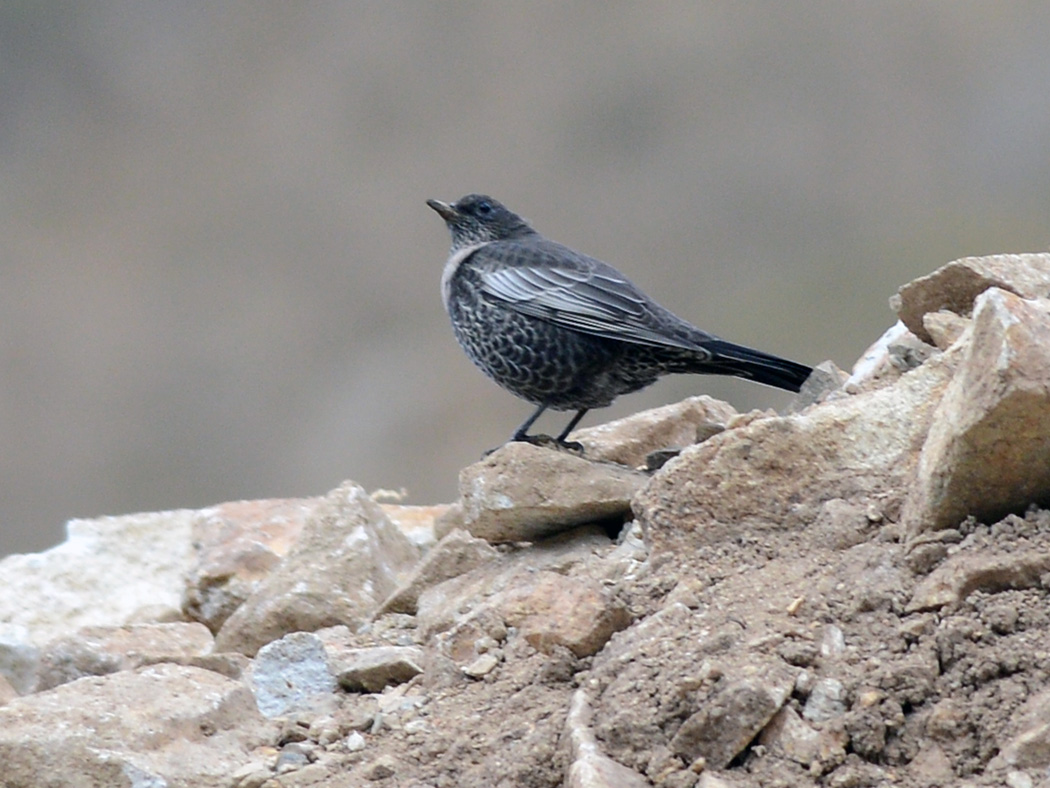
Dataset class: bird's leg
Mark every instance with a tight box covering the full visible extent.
[554,408,588,450]
[510,403,549,442]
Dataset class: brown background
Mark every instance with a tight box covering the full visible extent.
[3,4,1050,555]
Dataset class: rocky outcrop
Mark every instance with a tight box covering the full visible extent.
[2,254,1050,787]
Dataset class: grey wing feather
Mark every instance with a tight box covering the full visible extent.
[479,251,704,351]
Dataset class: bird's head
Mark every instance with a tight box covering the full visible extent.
[426,194,534,249]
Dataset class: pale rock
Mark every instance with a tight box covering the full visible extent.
[378,528,499,615]
[458,441,648,542]
[182,498,319,633]
[433,501,466,540]
[907,545,1050,612]
[695,775,744,788]
[334,646,425,692]
[789,360,848,411]
[462,652,499,678]
[416,525,614,661]
[38,622,214,691]
[670,660,796,769]
[0,624,39,695]
[497,570,632,657]
[802,677,847,723]
[247,631,337,718]
[364,753,398,780]
[214,481,420,655]
[379,502,452,550]
[571,395,738,468]
[908,743,955,784]
[923,309,971,350]
[0,673,17,705]
[844,321,920,392]
[820,625,846,660]
[0,663,274,787]
[564,689,651,788]
[759,705,846,769]
[636,343,957,555]
[903,289,1050,534]
[892,252,1050,343]
[991,689,1050,769]
[0,509,197,647]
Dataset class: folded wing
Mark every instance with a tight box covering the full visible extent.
[478,244,707,352]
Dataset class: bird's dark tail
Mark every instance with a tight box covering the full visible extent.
[697,339,813,393]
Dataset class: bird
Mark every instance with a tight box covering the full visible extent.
[427,193,812,449]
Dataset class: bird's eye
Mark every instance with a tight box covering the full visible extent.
[476,201,493,216]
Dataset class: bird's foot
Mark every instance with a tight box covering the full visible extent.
[482,433,585,458]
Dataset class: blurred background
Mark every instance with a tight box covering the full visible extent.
[2,3,1049,556]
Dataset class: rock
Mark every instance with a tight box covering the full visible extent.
[214,481,420,655]
[182,497,320,633]
[571,396,738,468]
[802,677,847,723]
[670,661,795,770]
[334,646,425,692]
[363,753,399,780]
[0,674,17,706]
[37,622,214,691]
[497,571,632,658]
[790,360,848,410]
[892,252,1050,343]
[923,310,971,350]
[636,343,957,555]
[416,525,615,662]
[378,528,499,615]
[908,743,955,785]
[991,689,1050,769]
[457,441,648,542]
[247,631,337,718]
[903,289,1050,534]
[907,544,1050,612]
[844,321,928,393]
[0,625,39,695]
[564,689,651,788]
[0,663,274,787]
[462,652,500,678]
[0,509,197,647]
[758,705,847,770]
[379,503,451,550]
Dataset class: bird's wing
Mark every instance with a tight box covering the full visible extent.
[478,246,704,351]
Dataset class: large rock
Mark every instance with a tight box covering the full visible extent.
[635,345,958,554]
[669,660,796,770]
[0,510,197,648]
[379,528,499,615]
[564,689,651,788]
[891,253,1050,344]
[214,480,420,655]
[0,664,274,788]
[497,570,632,657]
[458,442,648,542]
[37,622,214,691]
[903,289,1050,534]
[416,526,620,663]
[247,631,337,718]
[182,497,320,633]
[571,395,737,468]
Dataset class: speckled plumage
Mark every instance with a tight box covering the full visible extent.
[427,194,812,445]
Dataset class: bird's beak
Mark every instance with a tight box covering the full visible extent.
[426,198,459,222]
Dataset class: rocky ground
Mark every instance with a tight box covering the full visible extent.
[2,253,1050,788]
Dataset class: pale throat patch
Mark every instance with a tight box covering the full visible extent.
[441,242,489,313]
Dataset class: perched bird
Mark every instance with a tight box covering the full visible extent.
[427,194,812,448]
